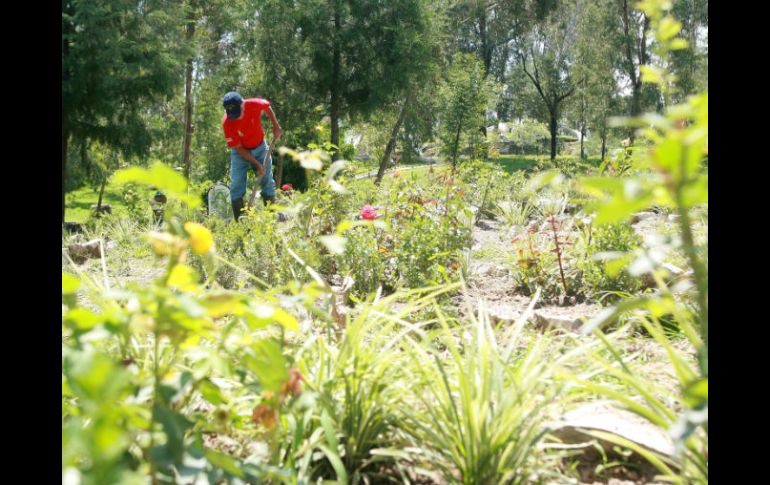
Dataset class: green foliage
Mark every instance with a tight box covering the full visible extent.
[62,0,186,221]
[505,118,551,154]
[120,183,147,222]
[579,221,643,303]
[438,53,498,166]
[401,298,563,484]
[574,3,708,481]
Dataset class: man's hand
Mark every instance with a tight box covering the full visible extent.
[252,161,265,177]
[273,126,282,140]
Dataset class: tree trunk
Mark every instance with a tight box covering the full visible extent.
[580,123,586,160]
[452,121,462,172]
[96,178,106,213]
[330,5,341,161]
[601,132,607,161]
[181,14,195,180]
[62,119,68,224]
[549,110,558,162]
[375,94,411,186]
[478,2,490,139]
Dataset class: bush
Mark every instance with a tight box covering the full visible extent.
[579,222,643,303]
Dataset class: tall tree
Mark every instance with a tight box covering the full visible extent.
[62,0,184,222]
[438,53,496,171]
[670,0,708,99]
[254,0,433,161]
[515,1,581,161]
[181,0,198,181]
[571,0,620,160]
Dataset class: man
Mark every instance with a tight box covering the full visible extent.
[222,91,283,221]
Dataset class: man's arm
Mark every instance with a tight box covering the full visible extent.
[234,144,265,176]
[266,106,282,140]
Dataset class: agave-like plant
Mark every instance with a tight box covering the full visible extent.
[397,289,572,484]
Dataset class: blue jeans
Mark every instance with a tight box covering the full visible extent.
[230,141,276,201]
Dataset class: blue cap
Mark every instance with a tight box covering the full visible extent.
[223,91,244,119]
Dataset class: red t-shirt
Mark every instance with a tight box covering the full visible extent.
[222,98,271,149]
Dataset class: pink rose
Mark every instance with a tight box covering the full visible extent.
[360,204,378,220]
[281,183,293,191]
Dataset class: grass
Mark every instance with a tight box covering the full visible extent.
[64,184,131,223]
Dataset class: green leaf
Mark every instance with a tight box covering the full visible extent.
[112,162,186,192]
[167,264,200,293]
[657,16,682,41]
[200,293,245,318]
[669,38,689,50]
[64,308,102,331]
[683,377,708,408]
[272,308,299,332]
[321,410,340,450]
[203,448,245,478]
[640,65,664,85]
[198,379,227,406]
[318,445,347,484]
[154,403,194,465]
[112,163,200,208]
[247,339,288,393]
[62,273,80,294]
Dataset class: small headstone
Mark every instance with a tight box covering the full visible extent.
[90,204,112,214]
[208,182,233,223]
[67,239,104,264]
[532,311,583,332]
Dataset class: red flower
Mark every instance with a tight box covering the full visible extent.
[281,367,304,398]
[281,183,293,191]
[252,404,277,429]
[360,204,378,220]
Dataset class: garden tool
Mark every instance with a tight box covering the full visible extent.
[247,135,281,209]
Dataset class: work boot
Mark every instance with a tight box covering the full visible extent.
[261,194,276,206]
[231,198,245,221]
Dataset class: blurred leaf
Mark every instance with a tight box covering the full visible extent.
[201,293,245,318]
[112,162,200,208]
[168,264,200,293]
[247,339,288,393]
[154,403,194,465]
[64,308,102,331]
[669,38,689,50]
[327,179,349,194]
[320,235,347,255]
[658,16,682,40]
[203,448,244,478]
[326,160,347,180]
[198,379,227,406]
[62,273,80,294]
[640,65,664,85]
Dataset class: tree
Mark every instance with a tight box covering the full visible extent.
[670,0,708,100]
[62,0,184,222]
[515,2,582,161]
[438,53,496,171]
[254,0,434,161]
[571,0,621,160]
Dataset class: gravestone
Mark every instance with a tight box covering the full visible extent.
[208,182,232,223]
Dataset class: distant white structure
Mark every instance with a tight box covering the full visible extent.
[344,132,363,147]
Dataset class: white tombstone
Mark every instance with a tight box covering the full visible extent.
[208,182,232,223]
